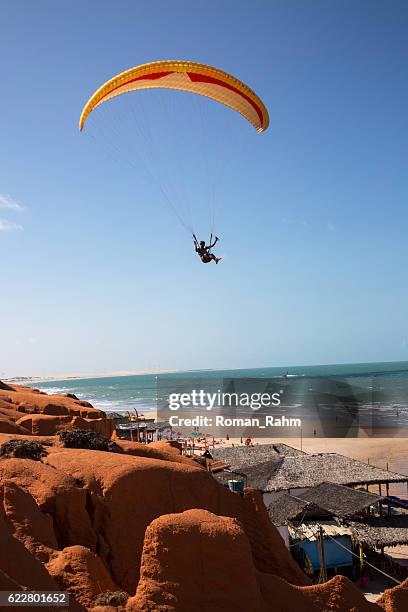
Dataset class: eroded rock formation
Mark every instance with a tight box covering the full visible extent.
[0,383,113,437]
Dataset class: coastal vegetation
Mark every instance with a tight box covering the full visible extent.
[58,429,120,452]
[0,439,47,460]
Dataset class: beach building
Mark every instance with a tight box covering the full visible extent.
[291,521,354,576]
[267,482,384,553]
[212,443,306,466]
[267,480,408,581]
[298,482,388,518]
[212,444,408,505]
[110,412,172,442]
[346,517,408,553]
[212,443,408,580]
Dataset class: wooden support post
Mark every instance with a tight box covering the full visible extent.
[127,411,133,442]
[318,526,327,583]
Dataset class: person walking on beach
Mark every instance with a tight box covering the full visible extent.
[193,234,221,264]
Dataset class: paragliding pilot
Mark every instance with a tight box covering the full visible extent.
[193,234,221,264]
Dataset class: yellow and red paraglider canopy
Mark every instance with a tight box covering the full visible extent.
[79,60,269,133]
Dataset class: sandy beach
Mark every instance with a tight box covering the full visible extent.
[4,369,179,385]
[111,407,408,491]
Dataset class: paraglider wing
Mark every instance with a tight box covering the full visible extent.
[79,60,269,133]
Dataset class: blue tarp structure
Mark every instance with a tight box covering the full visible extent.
[299,536,352,570]
[388,496,408,510]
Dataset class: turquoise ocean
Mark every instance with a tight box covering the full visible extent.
[33,362,408,432]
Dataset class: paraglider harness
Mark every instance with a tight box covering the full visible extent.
[193,233,217,263]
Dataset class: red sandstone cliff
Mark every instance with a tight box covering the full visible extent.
[0,383,113,437]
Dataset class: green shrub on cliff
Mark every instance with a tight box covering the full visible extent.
[58,428,120,452]
[0,440,47,460]
[94,591,129,606]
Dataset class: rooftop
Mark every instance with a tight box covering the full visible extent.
[267,492,310,526]
[212,445,408,493]
[273,504,408,548]
[267,481,385,525]
[234,453,408,492]
[347,516,408,548]
[289,520,352,542]
[266,453,408,491]
[297,482,384,518]
[212,443,305,471]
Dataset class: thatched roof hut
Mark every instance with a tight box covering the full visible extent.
[238,459,282,491]
[212,443,305,470]
[297,482,384,518]
[211,444,307,490]
[268,482,383,525]
[213,445,408,494]
[346,516,408,548]
[264,453,408,492]
[267,492,311,526]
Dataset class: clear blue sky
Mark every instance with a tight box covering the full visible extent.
[1,0,408,377]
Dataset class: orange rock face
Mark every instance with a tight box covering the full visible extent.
[0,385,97,416]
[2,480,58,561]
[0,383,114,437]
[44,446,308,594]
[0,398,29,420]
[130,509,265,612]
[300,575,380,611]
[0,416,31,434]
[129,511,383,612]
[16,414,73,435]
[117,439,193,465]
[377,579,408,612]
[0,457,96,550]
[47,545,120,607]
[0,397,32,434]
[0,497,59,592]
